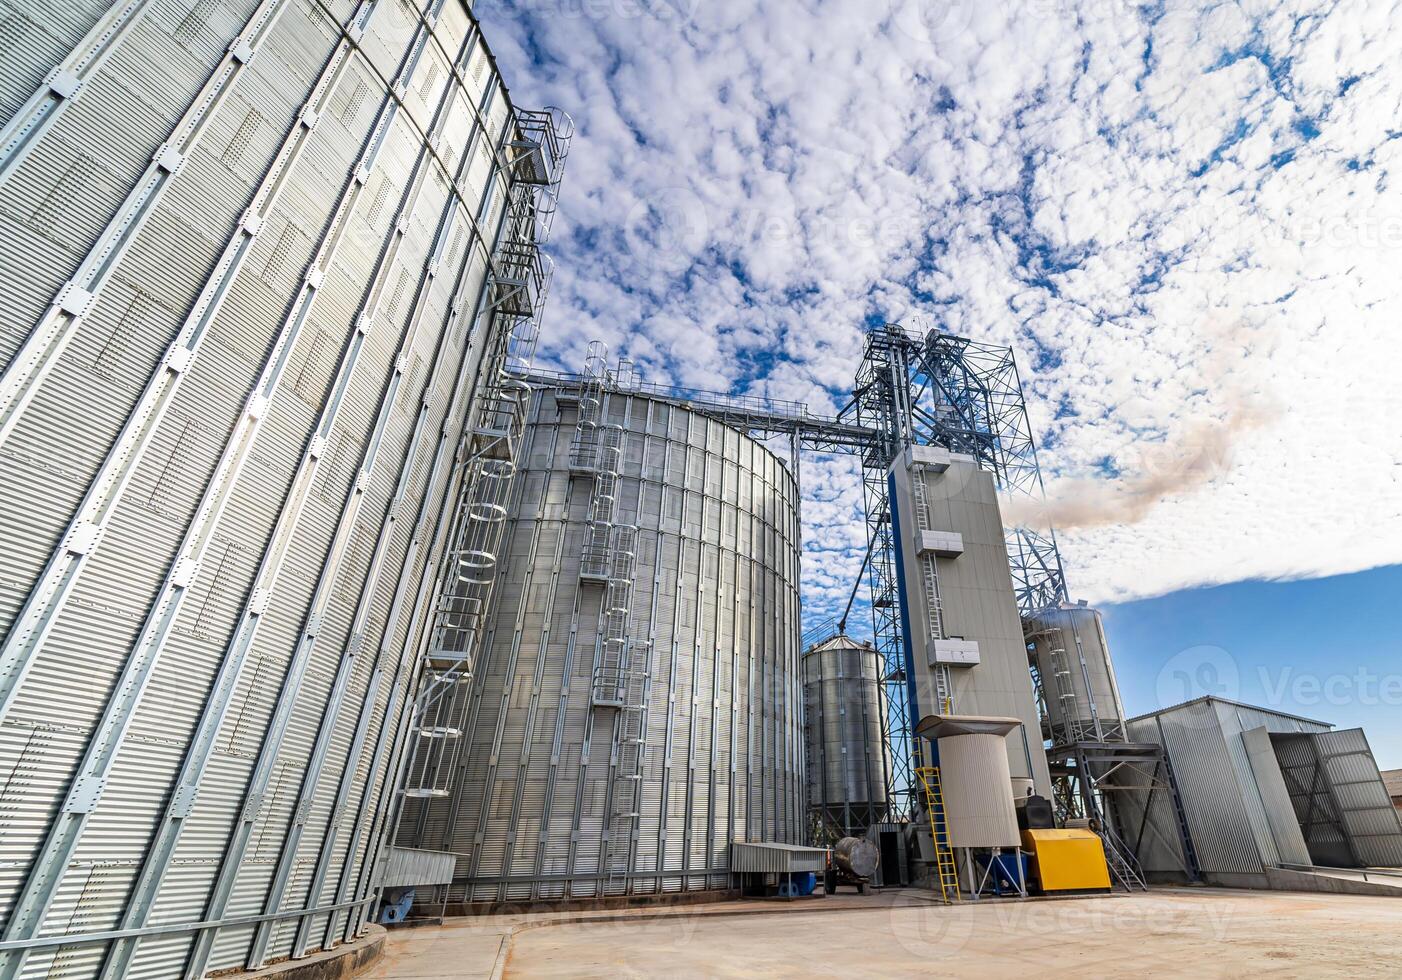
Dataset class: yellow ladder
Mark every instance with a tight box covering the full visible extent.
[916,766,960,904]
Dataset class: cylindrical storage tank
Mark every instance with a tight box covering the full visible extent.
[834,836,879,879]
[803,635,887,840]
[938,734,1020,848]
[0,4,562,977]
[407,386,804,903]
[1024,602,1127,746]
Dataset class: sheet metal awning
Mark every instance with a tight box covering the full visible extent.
[729,842,828,874]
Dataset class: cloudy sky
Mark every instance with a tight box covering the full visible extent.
[480,0,1402,628]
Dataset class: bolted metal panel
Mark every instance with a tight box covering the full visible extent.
[802,634,887,841]
[399,388,804,903]
[0,2,568,978]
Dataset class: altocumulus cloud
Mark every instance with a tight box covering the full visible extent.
[479,0,1402,614]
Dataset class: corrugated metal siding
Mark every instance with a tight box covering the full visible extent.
[1240,725,1311,867]
[803,636,886,838]
[399,391,804,902]
[1306,728,1402,868]
[1274,730,1353,867]
[0,2,560,977]
[1127,701,1264,877]
[381,847,456,887]
[728,842,826,874]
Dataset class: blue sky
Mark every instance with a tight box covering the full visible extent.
[482,2,1402,754]
[1104,563,1402,769]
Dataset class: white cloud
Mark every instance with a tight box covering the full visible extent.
[486,0,1402,613]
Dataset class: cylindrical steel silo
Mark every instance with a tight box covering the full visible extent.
[803,634,887,841]
[0,3,566,977]
[1025,603,1127,745]
[400,382,805,903]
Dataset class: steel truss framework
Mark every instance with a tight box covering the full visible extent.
[1048,741,1200,884]
[532,321,1070,823]
[846,324,1071,817]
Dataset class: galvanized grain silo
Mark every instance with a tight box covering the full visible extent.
[399,378,805,903]
[803,634,888,841]
[1024,602,1127,745]
[0,2,566,976]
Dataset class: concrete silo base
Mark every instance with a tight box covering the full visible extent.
[232,926,386,980]
[444,888,740,917]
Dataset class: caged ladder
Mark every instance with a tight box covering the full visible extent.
[567,348,647,891]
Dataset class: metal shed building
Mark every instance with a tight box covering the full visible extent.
[1121,697,1402,888]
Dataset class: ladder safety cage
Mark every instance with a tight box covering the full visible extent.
[398,103,572,805]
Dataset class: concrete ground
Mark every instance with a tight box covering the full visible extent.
[362,887,1402,978]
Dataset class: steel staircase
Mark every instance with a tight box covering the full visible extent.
[1097,821,1149,891]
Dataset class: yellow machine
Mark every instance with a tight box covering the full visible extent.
[1021,829,1112,893]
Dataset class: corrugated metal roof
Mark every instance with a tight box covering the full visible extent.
[1381,769,1402,800]
[1127,695,1331,729]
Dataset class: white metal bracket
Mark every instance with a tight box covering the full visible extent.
[169,782,200,817]
[153,144,184,174]
[66,774,106,813]
[48,70,81,99]
[164,344,194,374]
[66,521,102,556]
[56,282,95,318]
[171,557,200,588]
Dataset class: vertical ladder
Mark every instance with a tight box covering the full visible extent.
[568,342,607,470]
[1047,641,1085,744]
[915,766,959,904]
[911,464,954,714]
[909,462,933,532]
[569,357,645,891]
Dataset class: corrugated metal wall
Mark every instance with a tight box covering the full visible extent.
[1275,727,1402,868]
[1123,699,1334,884]
[0,2,558,976]
[399,389,804,902]
[803,635,886,838]
[1024,604,1126,744]
[1124,704,1265,879]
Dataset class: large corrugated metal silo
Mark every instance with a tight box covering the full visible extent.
[1024,602,1127,745]
[399,382,805,903]
[803,634,887,840]
[0,3,565,977]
